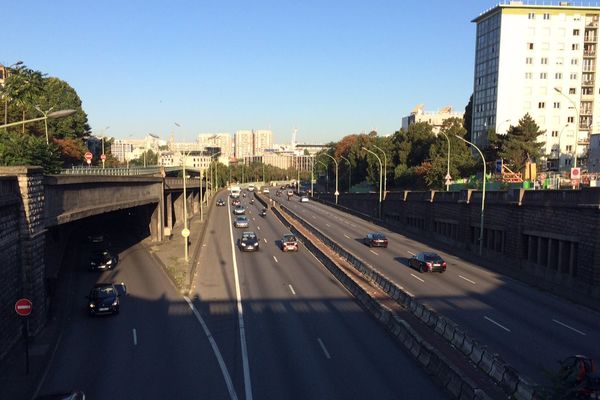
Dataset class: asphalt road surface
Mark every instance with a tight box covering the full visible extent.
[273,192,600,383]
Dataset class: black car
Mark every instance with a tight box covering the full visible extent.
[239,231,260,252]
[364,232,388,248]
[409,252,446,273]
[87,283,121,316]
[90,249,118,271]
[216,198,226,206]
[259,208,267,217]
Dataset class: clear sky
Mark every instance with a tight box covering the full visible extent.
[3,0,500,144]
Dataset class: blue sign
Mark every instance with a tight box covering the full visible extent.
[495,159,503,174]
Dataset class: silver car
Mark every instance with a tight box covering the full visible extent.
[233,206,246,215]
[234,216,249,228]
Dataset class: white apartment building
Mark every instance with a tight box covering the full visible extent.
[472,1,600,172]
[253,129,273,155]
[158,151,215,169]
[197,133,232,158]
[402,105,464,134]
[235,130,254,159]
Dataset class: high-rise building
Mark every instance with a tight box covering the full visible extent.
[253,129,273,155]
[235,130,254,159]
[472,1,600,171]
[197,133,232,158]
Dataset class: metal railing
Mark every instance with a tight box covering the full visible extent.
[60,166,180,176]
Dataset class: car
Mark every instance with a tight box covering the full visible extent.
[87,283,121,316]
[233,205,246,215]
[234,216,250,228]
[90,249,118,271]
[364,232,388,248]
[239,231,259,251]
[281,234,299,252]
[259,208,267,217]
[34,391,86,400]
[232,199,241,207]
[276,190,282,197]
[248,185,255,192]
[300,196,309,202]
[287,189,294,197]
[216,198,226,206]
[262,187,270,194]
[409,252,446,273]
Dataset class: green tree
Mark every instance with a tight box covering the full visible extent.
[499,113,545,172]
[0,130,62,173]
[2,65,44,133]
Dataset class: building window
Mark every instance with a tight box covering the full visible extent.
[568,116,575,123]
[555,72,563,79]
[572,43,579,50]
[541,57,548,64]
[570,73,578,80]
[540,72,547,79]
[566,145,573,152]
[539,102,546,109]
[574,29,580,36]
[526,57,533,64]
[552,130,559,137]
[525,72,533,79]
[571,58,579,65]
[554,102,560,108]
[569,88,576,94]
[543,13,550,20]
[528,42,534,50]
[528,12,535,19]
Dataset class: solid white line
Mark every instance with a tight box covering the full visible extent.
[184,297,239,400]
[484,316,511,332]
[458,275,476,285]
[226,201,253,400]
[410,273,425,283]
[552,319,587,336]
[369,249,378,255]
[252,217,255,221]
[407,251,416,256]
[273,256,278,263]
[132,328,137,346]
[317,338,331,359]
[288,284,296,295]
[344,234,350,239]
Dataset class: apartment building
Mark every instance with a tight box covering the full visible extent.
[472,1,600,171]
[253,129,273,156]
[402,105,464,134]
[235,130,254,159]
[197,133,232,158]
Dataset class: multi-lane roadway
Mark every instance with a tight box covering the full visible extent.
[37,194,447,399]
[271,191,600,383]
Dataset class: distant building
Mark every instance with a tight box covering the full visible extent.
[197,133,232,158]
[253,129,273,155]
[402,104,464,134]
[235,130,254,158]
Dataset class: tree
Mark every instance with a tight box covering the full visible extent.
[2,65,44,133]
[464,94,473,142]
[0,130,62,173]
[499,114,545,172]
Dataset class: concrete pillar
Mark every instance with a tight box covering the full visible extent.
[557,240,565,278]
[166,192,173,231]
[528,235,535,263]
[568,242,577,278]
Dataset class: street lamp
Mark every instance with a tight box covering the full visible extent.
[317,160,329,192]
[321,153,339,204]
[372,144,387,195]
[34,105,54,145]
[0,109,76,131]
[101,126,110,169]
[3,61,23,127]
[362,147,383,218]
[310,156,315,197]
[455,135,486,256]
[212,151,222,193]
[557,123,570,172]
[554,87,579,168]
[339,155,351,192]
[439,132,451,191]
[182,149,192,262]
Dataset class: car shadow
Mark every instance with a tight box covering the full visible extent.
[353,238,367,246]
[394,256,412,268]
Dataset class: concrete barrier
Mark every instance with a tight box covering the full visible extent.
[446,371,464,398]
[469,342,486,365]
[500,366,520,396]
[460,334,475,356]
[443,321,458,342]
[478,350,495,374]
[435,316,447,335]
[451,329,466,349]
[488,358,507,384]
[513,377,537,400]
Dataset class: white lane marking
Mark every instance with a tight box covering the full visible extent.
[203,244,207,247]
[410,273,425,283]
[552,319,587,336]
[263,238,267,243]
[458,275,476,285]
[317,338,331,359]
[252,217,255,221]
[132,328,137,346]
[344,234,350,239]
[407,251,416,256]
[288,284,296,295]
[369,250,379,255]
[184,297,239,400]
[273,256,278,263]
[350,223,357,227]
[257,226,261,230]
[326,223,331,227]
[484,316,511,333]
[226,201,253,400]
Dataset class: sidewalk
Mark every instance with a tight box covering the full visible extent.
[0,197,214,400]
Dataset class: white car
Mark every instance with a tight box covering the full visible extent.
[262,187,270,194]
[233,206,246,215]
[300,196,309,202]
[234,216,249,228]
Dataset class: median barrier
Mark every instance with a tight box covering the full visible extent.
[460,334,475,356]
[435,316,447,335]
[513,377,537,400]
[488,358,507,385]
[499,366,520,395]
[469,342,486,365]
[478,350,495,374]
[443,321,458,342]
[447,371,464,398]
[451,329,466,349]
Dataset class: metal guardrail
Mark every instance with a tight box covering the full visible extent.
[60,166,167,176]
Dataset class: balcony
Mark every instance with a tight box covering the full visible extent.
[584,50,597,57]
[587,21,599,28]
[583,66,596,72]
[584,35,598,43]
[582,80,595,86]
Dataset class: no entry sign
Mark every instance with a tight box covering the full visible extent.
[15,298,32,317]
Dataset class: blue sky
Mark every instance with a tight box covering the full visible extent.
[3,0,498,144]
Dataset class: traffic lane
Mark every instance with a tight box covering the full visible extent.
[40,237,231,400]
[237,200,447,399]
[284,197,600,379]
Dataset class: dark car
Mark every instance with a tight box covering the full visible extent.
[364,232,388,248]
[87,283,121,316]
[216,198,226,206]
[90,249,118,271]
[259,208,267,217]
[409,252,446,273]
[34,392,85,400]
[239,231,260,252]
[281,234,299,252]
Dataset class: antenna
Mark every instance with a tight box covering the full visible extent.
[292,128,298,149]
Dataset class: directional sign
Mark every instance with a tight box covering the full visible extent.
[84,152,93,161]
[15,298,32,317]
[181,228,190,238]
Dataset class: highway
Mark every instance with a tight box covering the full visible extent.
[271,192,600,383]
[38,194,447,399]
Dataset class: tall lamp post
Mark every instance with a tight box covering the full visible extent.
[557,123,570,172]
[372,144,387,195]
[455,135,486,256]
[322,153,339,204]
[101,126,110,169]
[317,160,329,192]
[182,150,192,262]
[554,87,579,168]
[3,60,23,127]
[362,147,383,218]
[212,151,222,193]
[310,156,315,197]
[0,109,76,131]
[439,132,451,191]
[339,155,351,193]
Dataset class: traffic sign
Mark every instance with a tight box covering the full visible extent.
[571,167,581,180]
[100,154,106,161]
[181,228,190,238]
[15,298,32,316]
[84,151,93,161]
[495,159,503,174]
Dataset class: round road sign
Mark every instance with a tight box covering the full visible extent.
[84,152,93,161]
[15,298,32,317]
[100,154,107,161]
[181,228,190,238]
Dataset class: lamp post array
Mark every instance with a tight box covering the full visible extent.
[339,155,351,192]
[362,147,383,218]
[439,132,451,191]
[321,153,339,204]
[372,144,387,195]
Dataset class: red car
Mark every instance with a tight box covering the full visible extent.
[364,232,388,248]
